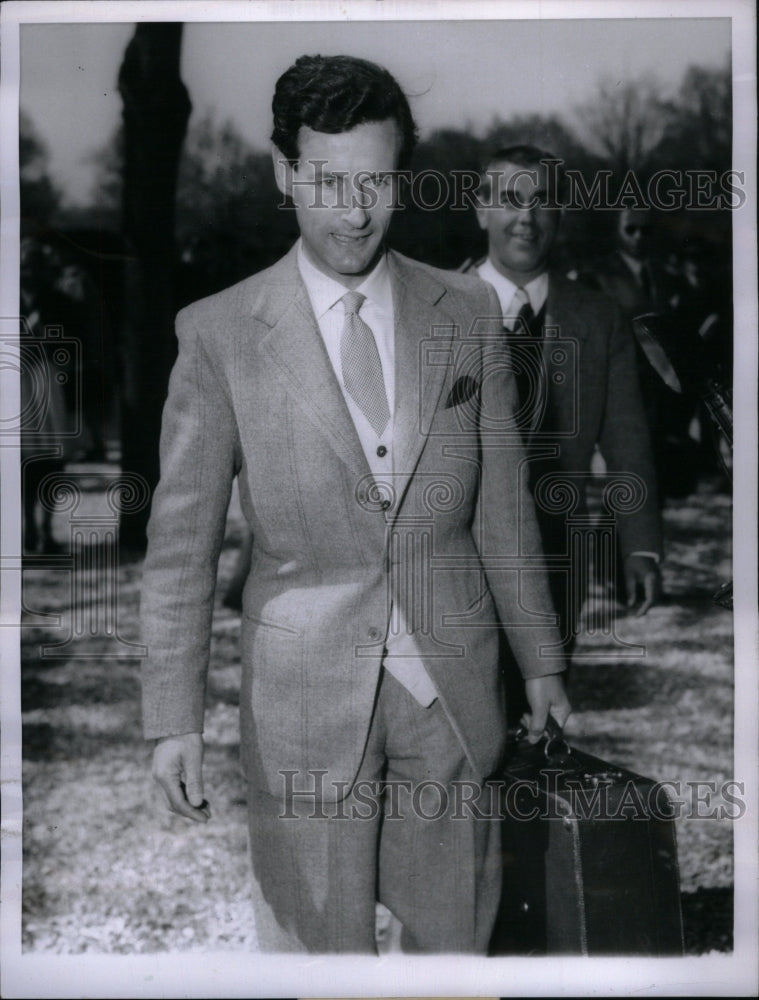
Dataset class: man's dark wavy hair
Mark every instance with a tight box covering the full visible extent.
[271,54,418,169]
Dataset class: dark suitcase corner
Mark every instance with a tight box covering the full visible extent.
[490,729,685,956]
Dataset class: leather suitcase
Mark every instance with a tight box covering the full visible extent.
[490,724,684,956]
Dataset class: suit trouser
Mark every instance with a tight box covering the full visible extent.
[246,669,502,953]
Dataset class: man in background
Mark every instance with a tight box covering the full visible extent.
[466,146,663,649]
[584,207,695,496]
[591,207,682,318]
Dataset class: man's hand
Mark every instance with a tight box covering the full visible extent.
[624,554,662,616]
[152,732,211,823]
[522,673,572,744]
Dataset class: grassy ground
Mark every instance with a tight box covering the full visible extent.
[19,472,735,954]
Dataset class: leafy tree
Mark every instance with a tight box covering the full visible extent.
[80,125,124,231]
[574,75,669,176]
[570,65,734,264]
[174,113,297,300]
[19,109,61,231]
[390,128,484,269]
[483,113,591,167]
[87,112,298,300]
[654,62,731,174]
[651,61,733,270]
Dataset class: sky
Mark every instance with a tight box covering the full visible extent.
[18,14,731,206]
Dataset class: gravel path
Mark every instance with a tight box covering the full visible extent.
[18,472,736,954]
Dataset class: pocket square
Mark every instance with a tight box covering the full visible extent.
[445,375,480,409]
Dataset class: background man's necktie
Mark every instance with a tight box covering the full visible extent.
[340,290,391,436]
[504,287,543,422]
[505,286,535,331]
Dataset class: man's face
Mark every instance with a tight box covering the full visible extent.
[616,209,653,261]
[274,119,401,288]
[476,160,561,284]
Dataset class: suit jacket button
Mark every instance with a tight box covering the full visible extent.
[368,626,381,640]
[376,445,387,457]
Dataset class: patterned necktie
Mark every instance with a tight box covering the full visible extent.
[339,290,391,436]
[505,286,535,332]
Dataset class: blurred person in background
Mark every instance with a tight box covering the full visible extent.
[464,147,663,654]
[19,237,72,555]
[670,237,733,484]
[56,261,108,462]
[583,207,697,498]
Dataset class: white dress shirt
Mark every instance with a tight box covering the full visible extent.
[618,251,645,283]
[476,258,548,323]
[297,242,438,705]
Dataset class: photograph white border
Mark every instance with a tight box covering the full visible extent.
[1,1,756,997]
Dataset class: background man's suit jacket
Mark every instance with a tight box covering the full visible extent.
[141,246,561,799]
[461,261,662,562]
[525,273,663,561]
[583,249,682,318]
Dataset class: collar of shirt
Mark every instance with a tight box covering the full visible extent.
[296,239,393,321]
[296,238,396,456]
[476,258,549,319]
[618,250,645,280]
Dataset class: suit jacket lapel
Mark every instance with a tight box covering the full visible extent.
[255,250,369,481]
[252,248,454,504]
[388,252,454,515]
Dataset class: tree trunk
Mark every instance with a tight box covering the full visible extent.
[118,23,191,549]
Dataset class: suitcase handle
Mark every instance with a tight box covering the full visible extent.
[514,713,571,761]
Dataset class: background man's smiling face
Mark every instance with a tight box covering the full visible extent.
[276,119,401,288]
[477,159,562,284]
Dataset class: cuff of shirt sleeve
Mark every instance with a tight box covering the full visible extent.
[521,662,567,679]
[630,550,661,563]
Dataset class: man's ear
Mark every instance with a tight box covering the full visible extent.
[271,144,294,199]
[475,195,489,233]
[474,178,491,232]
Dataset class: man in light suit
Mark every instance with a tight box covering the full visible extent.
[142,60,570,954]
[467,146,663,646]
